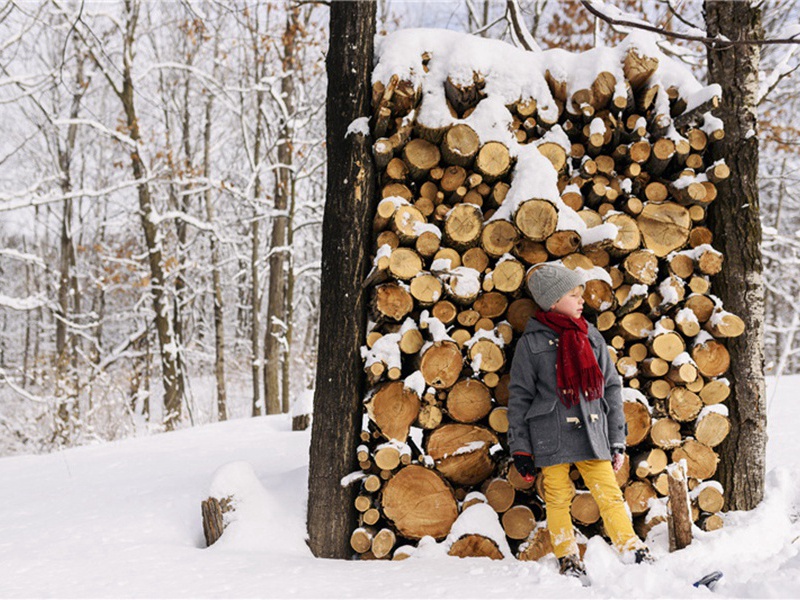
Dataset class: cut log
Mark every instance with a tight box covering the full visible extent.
[684,294,715,323]
[672,440,719,480]
[381,465,459,540]
[666,462,693,551]
[691,339,730,378]
[571,492,600,525]
[637,202,691,257]
[502,505,536,540]
[667,387,703,422]
[482,477,516,513]
[388,247,423,280]
[444,203,483,250]
[448,534,504,559]
[372,528,397,559]
[650,418,682,450]
[623,249,659,285]
[694,483,725,513]
[651,331,685,362]
[419,341,463,389]
[605,213,642,256]
[633,448,668,478]
[416,231,441,257]
[432,300,458,325]
[618,312,653,340]
[488,406,509,433]
[467,339,505,373]
[514,199,559,242]
[462,247,490,273]
[441,123,480,167]
[491,258,525,293]
[403,138,441,180]
[697,512,724,532]
[583,278,615,312]
[545,230,581,257]
[623,46,658,90]
[366,382,421,441]
[699,379,730,405]
[694,410,731,448]
[201,496,233,547]
[475,141,512,182]
[350,527,374,554]
[417,403,444,430]
[517,526,554,561]
[481,220,519,258]
[514,238,549,265]
[624,480,657,516]
[392,205,427,243]
[374,283,414,321]
[426,424,499,486]
[409,273,443,306]
[705,311,745,338]
[446,379,493,423]
[624,400,652,446]
[474,291,508,319]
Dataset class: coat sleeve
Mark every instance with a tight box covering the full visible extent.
[507,335,536,455]
[592,327,626,449]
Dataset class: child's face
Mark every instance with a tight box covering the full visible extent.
[550,285,585,319]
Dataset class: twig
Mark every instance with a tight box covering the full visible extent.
[581,0,800,47]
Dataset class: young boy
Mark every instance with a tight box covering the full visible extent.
[508,262,653,583]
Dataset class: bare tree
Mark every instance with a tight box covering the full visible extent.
[307,0,376,559]
[705,0,767,511]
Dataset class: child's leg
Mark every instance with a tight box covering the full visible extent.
[575,459,642,553]
[540,463,579,558]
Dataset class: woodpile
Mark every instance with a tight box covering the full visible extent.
[353,33,738,561]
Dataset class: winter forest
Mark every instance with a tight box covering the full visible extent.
[0,0,798,461]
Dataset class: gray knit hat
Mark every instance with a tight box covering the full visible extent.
[527,263,585,310]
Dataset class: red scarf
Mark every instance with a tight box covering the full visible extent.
[534,311,605,409]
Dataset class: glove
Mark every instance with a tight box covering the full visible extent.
[513,452,536,482]
[611,447,625,473]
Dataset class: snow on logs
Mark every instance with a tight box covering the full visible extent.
[351,30,738,561]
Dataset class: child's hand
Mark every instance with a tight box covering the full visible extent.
[513,452,536,482]
[611,449,625,472]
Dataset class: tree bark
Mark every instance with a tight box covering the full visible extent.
[118,0,185,429]
[204,38,227,422]
[265,6,298,416]
[705,0,767,511]
[307,0,376,559]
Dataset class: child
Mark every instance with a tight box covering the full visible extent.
[507,262,653,583]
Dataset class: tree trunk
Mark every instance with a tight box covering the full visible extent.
[119,0,184,430]
[54,50,85,443]
[705,0,767,511]
[307,0,376,559]
[204,40,227,422]
[265,6,298,416]
[248,14,266,418]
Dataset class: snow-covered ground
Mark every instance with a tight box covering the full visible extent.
[1,376,799,599]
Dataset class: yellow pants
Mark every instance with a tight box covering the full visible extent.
[541,459,642,558]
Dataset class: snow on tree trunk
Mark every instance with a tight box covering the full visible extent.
[705,0,767,512]
[306,1,377,559]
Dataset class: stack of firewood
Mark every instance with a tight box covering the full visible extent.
[352,36,738,561]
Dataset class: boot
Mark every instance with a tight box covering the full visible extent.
[634,547,655,564]
[558,554,591,586]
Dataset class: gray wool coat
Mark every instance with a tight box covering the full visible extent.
[507,317,625,468]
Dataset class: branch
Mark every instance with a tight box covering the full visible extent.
[663,0,702,31]
[506,0,542,52]
[582,0,800,47]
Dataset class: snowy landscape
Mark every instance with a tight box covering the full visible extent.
[2,2,800,598]
[0,374,798,599]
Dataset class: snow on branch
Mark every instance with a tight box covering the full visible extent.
[505,0,542,52]
[0,293,48,311]
[582,0,800,47]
